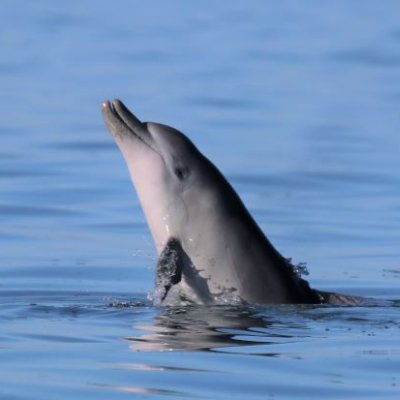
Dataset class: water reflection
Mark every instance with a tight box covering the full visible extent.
[126,299,400,353]
[127,305,290,352]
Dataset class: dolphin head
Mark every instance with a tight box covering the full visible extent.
[102,99,217,254]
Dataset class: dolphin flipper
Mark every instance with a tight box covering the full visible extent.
[155,238,184,302]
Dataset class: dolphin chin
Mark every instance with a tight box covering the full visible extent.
[102,99,360,306]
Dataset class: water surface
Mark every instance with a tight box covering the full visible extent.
[1,1,400,399]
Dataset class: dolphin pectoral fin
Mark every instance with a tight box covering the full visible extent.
[155,238,184,302]
[155,238,214,305]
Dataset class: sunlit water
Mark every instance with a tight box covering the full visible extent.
[1,1,400,399]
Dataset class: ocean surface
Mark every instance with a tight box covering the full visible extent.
[1,1,400,399]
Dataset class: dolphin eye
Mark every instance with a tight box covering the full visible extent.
[174,166,188,180]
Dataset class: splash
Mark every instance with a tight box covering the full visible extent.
[286,257,310,277]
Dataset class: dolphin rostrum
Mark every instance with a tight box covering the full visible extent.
[102,99,351,305]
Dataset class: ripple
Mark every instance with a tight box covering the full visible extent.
[332,48,400,67]
[187,96,257,109]
[46,140,114,152]
[0,204,83,217]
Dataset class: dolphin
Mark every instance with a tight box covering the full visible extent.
[101,99,352,305]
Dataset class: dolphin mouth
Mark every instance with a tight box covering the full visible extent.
[102,99,155,150]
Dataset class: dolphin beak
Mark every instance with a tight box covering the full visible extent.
[102,99,152,148]
[110,99,144,131]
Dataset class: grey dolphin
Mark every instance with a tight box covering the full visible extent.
[102,99,349,305]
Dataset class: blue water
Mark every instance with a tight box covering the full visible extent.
[1,1,400,398]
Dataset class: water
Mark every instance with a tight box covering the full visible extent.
[1,1,400,398]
